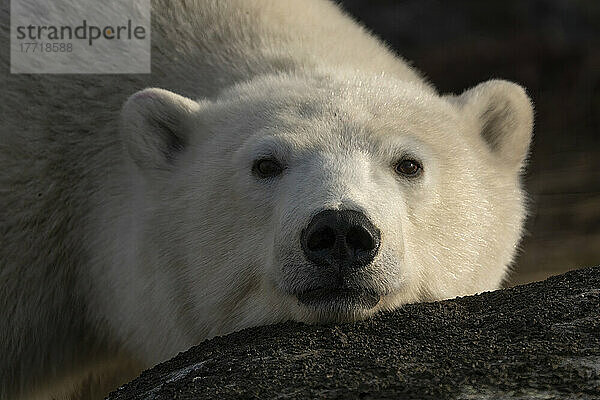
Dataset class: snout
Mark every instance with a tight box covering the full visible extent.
[301,209,381,271]
[298,209,382,310]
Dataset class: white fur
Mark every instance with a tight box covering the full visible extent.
[0,0,533,398]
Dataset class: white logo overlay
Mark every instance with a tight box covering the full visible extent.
[10,0,150,73]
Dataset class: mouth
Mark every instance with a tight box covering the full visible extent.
[296,286,381,310]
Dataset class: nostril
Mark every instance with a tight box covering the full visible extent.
[307,226,337,252]
[346,226,375,254]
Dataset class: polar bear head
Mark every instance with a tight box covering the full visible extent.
[117,72,532,351]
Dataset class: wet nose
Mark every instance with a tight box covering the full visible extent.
[301,209,381,271]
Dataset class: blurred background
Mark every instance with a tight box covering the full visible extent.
[340,0,600,286]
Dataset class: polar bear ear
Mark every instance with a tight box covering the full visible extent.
[454,80,534,169]
[120,88,201,171]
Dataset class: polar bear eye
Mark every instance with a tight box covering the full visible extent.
[394,159,422,177]
[253,158,284,179]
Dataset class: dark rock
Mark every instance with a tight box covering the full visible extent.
[108,266,600,399]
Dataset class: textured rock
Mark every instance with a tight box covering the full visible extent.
[108,266,600,400]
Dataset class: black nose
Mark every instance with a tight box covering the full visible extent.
[301,209,381,271]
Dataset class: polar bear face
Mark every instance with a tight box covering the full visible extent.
[119,73,532,340]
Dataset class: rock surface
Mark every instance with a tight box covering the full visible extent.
[108,266,600,399]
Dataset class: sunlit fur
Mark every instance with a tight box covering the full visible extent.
[0,0,533,398]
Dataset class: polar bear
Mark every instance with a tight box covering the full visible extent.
[0,0,533,398]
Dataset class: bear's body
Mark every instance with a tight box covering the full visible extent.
[0,0,533,398]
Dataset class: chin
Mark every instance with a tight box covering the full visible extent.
[292,286,385,323]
